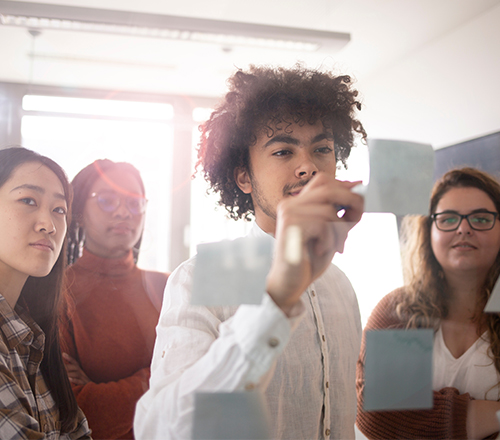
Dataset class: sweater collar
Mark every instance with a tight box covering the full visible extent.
[76,248,135,276]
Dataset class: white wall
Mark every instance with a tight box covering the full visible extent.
[360,3,500,148]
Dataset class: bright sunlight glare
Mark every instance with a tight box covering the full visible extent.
[22,110,173,272]
[23,95,174,120]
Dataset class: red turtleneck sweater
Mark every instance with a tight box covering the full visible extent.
[60,249,168,440]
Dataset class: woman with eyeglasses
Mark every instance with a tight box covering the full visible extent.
[60,159,169,440]
[356,167,500,440]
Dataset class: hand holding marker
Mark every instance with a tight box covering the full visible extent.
[285,181,366,265]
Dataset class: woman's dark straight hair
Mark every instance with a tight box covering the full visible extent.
[0,147,79,432]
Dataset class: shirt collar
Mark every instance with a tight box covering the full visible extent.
[248,221,275,240]
[0,294,44,351]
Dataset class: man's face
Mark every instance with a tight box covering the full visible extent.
[235,121,337,233]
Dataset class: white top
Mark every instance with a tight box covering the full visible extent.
[433,327,500,400]
[134,224,362,440]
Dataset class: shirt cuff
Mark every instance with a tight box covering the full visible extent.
[228,293,304,369]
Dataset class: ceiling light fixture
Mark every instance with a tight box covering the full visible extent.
[0,0,350,53]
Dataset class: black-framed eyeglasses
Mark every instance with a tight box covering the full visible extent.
[431,211,499,231]
[89,191,147,216]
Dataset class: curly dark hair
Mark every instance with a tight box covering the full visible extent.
[197,64,367,220]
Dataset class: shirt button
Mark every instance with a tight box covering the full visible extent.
[322,335,326,342]
[268,337,280,348]
[325,428,331,436]
[326,382,329,388]
[245,383,255,391]
[311,290,316,297]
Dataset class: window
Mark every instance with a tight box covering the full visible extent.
[189,107,251,256]
[334,143,404,327]
[21,95,174,272]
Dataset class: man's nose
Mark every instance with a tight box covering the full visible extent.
[295,154,318,179]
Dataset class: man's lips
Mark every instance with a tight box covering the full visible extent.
[283,180,310,196]
[30,239,54,251]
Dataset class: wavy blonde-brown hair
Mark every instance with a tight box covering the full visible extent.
[397,167,500,372]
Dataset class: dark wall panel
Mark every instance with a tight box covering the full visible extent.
[434,131,500,181]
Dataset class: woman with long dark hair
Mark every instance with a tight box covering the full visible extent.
[60,159,168,439]
[357,167,500,439]
[0,147,90,438]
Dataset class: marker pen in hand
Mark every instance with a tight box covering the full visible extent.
[285,225,302,265]
[335,182,367,213]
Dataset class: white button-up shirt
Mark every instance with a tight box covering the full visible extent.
[135,224,361,439]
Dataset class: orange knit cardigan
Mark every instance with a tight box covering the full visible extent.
[60,249,168,439]
[356,288,481,440]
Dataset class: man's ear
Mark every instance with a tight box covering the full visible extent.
[234,167,252,194]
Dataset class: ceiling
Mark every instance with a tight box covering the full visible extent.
[1,0,499,98]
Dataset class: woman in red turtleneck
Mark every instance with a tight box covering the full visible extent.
[60,160,168,440]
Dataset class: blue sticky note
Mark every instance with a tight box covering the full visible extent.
[364,329,433,411]
[192,391,270,440]
[191,235,274,306]
[365,139,435,216]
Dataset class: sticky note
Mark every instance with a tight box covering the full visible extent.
[363,329,433,411]
[364,139,435,216]
[191,235,274,306]
[192,391,270,440]
[484,276,500,312]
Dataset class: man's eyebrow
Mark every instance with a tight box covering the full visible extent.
[311,133,334,143]
[10,184,66,201]
[263,135,300,149]
[262,132,334,149]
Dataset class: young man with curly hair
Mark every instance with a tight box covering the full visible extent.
[135,65,367,439]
